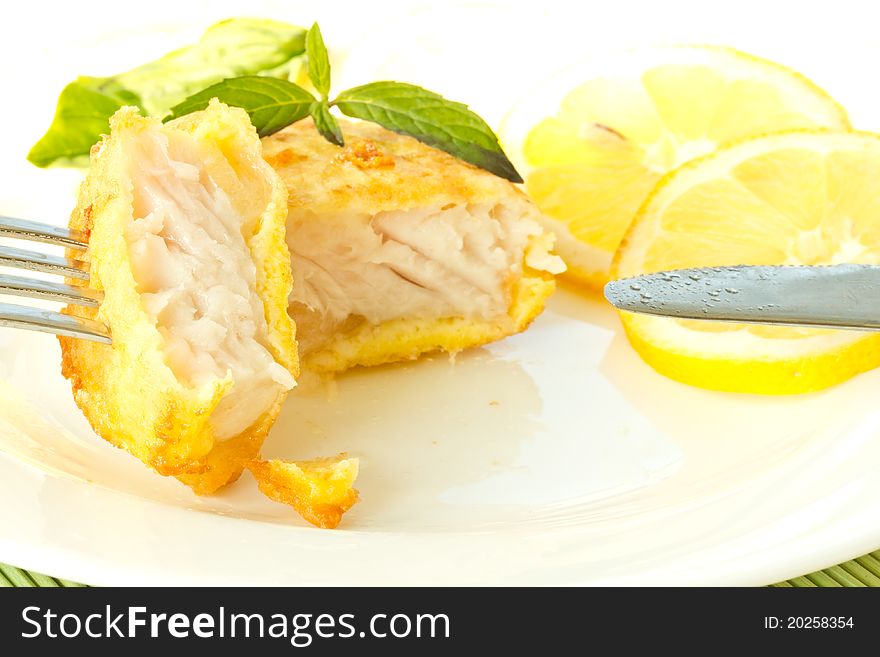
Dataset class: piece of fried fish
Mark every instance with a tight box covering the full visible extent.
[60,100,299,495]
[248,453,359,529]
[262,118,566,373]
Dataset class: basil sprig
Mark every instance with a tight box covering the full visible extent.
[167,23,522,182]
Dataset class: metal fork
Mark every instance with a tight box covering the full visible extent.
[0,215,109,343]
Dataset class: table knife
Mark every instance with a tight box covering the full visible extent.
[604,264,880,330]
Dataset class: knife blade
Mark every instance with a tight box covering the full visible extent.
[604,264,880,331]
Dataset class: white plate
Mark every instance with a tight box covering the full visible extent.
[2,0,880,586]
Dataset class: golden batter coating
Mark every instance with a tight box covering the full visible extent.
[264,119,535,214]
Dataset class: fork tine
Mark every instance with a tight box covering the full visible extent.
[0,215,88,250]
[0,302,110,343]
[0,216,104,342]
[0,273,102,307]
[0,244,89,280]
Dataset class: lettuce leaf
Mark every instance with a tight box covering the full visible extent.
[28,18,305,168]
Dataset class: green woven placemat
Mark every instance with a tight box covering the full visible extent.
[0,562,86,587]
[770,550,880,587]
[3,551,880,586]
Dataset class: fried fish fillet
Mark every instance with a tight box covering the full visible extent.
[262,118,566,373]
[60,100,298,495]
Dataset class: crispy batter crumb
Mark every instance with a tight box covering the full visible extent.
[248,453,359,529]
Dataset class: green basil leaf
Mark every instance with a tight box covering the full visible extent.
[27,77,142,168]
[167,76,315,137]
[28,18,305,168]
[305,23,331,99]
[310,101,344,146]
[334,81,523,183]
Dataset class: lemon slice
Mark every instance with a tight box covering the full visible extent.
[500,46,850,289]
[612,130,880,394]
